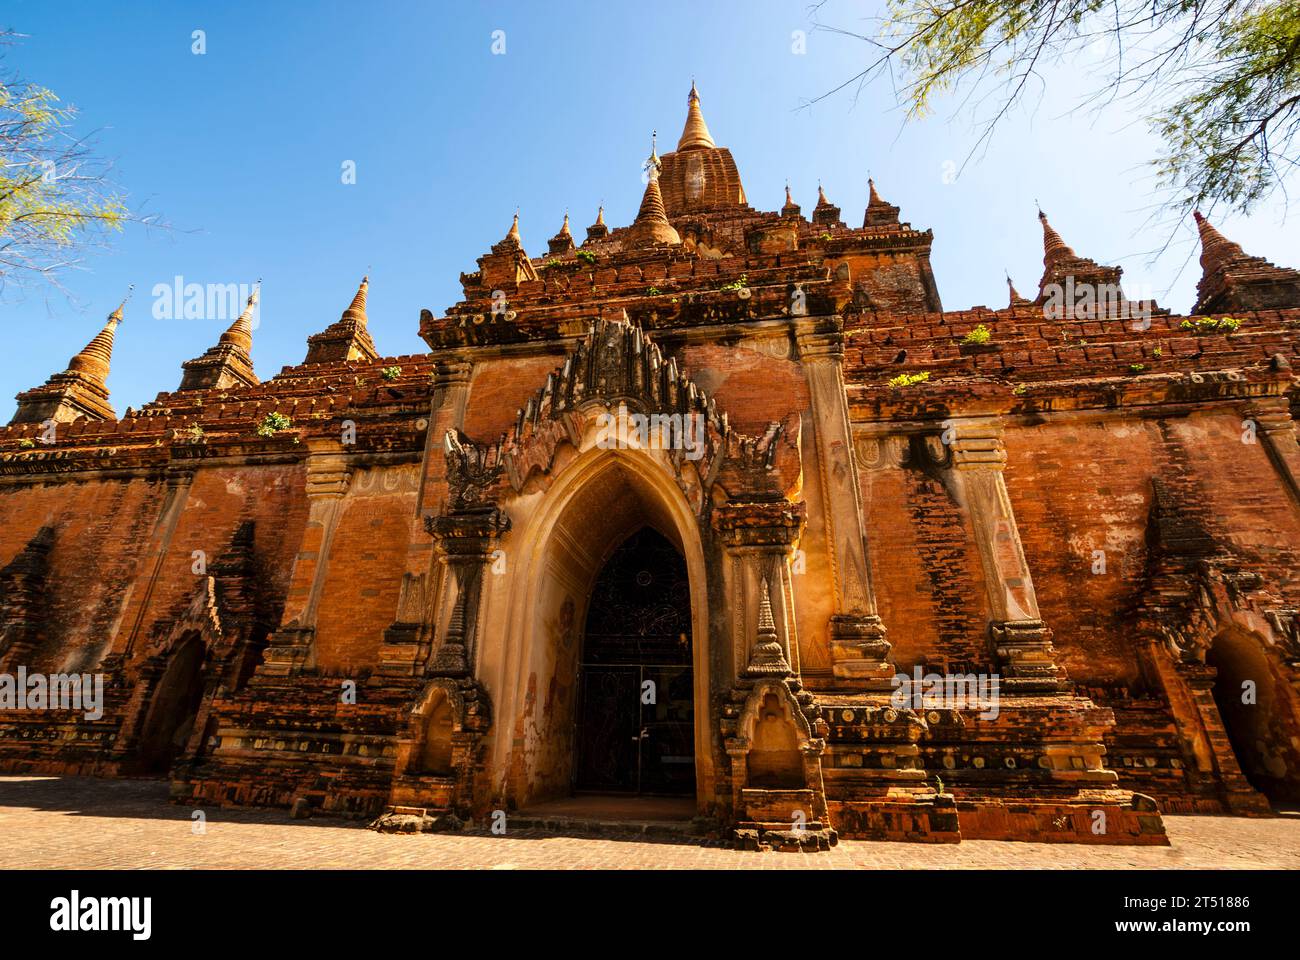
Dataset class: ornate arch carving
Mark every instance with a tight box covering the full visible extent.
[440,314,802,514]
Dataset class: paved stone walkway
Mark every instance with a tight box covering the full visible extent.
[3,775,1298,869]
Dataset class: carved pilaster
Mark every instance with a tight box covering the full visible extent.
[378,358,476,676]
[424,505,511,678]
[796,322,891,683]
[948,417,1063,693]
[713,500,804,682]
[1245,396,1300,510]
[117,466,195,661]
[258,448,350,677]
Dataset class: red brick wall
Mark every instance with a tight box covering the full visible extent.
[0,478,165,671]
[463,355,568,440]
[313,464,420,672]
[860,452,992,671]
[680,343,808,433]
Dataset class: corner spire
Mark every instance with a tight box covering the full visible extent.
[1191,210,1300,314]
[863,176,900,227]
[342,275,368,323]
[218,282,259,353]
[781,182,801,218]
[677,80,716,151]
[179,281,260,392]
[303,275,379,365]
[1038,209,1077,268]
[11,289,132,424]
[548,212,575,254]
[1034,207,1125,311]
[585,205,608,242]
[1192,210,1246,277]
[1007,273,1030,307]
[813,181,841,227]
[66,292,128,384]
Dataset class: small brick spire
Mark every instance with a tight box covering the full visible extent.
[11,289,132,423]
[548,212,575,254]
[781,182,800,218]
[303,275,379,365]
[66,294,128,384]
[1192,210,1247,277]
[677,80,716,151]
[585,205,608,242]
[863,177,900,227]
[813,181,841,227]
[1007,274,1030,307]
[218,283,259,354]
[341,275,368,323]
[179,282,260,392]
[1034,207,1125,311]
[502,211,522,249]
[1038,209,1077,269]
[1191,209,1300,314]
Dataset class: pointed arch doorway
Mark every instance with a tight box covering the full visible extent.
[573,527,695,795]
[491,448,715,815]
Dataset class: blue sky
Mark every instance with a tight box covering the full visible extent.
[2,0,1295,414]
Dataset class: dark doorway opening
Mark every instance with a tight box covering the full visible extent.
[574,528,694,795]
[136,634,207,773]
[1208,628,1292,802]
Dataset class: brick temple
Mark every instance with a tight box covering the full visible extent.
[3,84,1300,847]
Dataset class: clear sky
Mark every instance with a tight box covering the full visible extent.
[2,0,1295,414]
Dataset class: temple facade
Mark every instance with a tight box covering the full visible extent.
[3,85,1300,847]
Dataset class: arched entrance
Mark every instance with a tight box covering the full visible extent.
[484,447,714,813]
[573,527,694,795]
[136,633,207,773]
[1208,627,1293,802]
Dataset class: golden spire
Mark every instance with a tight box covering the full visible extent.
[868,178,883,205]
[817,182,830,206]
[1038,209,1077,268]
[218,282,259,353]
[628,175,681,246]
[676,80,716,151]
[558,212,571,237]
[644,130,662,181]
[67,288,131,383]
[636,177,670,224]
[595,205,605,226]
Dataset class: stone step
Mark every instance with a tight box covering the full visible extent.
[495,814,706,840]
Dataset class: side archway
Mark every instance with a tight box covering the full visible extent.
[1209,625,1300,802]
